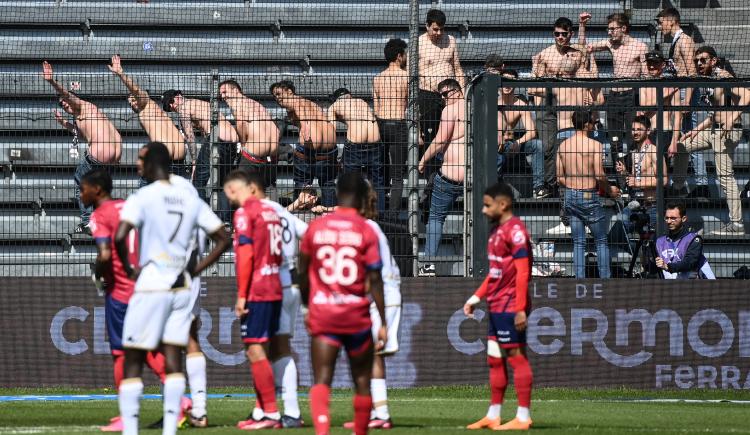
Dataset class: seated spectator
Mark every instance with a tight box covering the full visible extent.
[494,69,545,198]
[417,79,465,276]
[327,88,385,211]
[615,115,668,234]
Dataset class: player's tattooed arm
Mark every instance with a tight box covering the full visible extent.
[114,221,139,280]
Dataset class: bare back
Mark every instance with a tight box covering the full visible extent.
[438,102,466,182]
[76,102,122,163]
[138,100,184,160]
[226,96,279,157]
[557,133,604,190]
[673,34,697,77]
[184,98,239,143]
[555,87,598,130]
[329,97,380,144]
[419,33,461,92]
[290,98,336,151]
[373,68,408,120]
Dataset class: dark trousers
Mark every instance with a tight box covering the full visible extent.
[342,141,385,212]
[379,119,409,212]
[418,89,444,145]
[74,153,107,225]
[138,158,188,189]
[606,89,636,162]
[537,111,558,187]
[293,145,339,207]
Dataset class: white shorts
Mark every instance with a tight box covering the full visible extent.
[122,287,193,350]
[277,285,301,337]
[190,276,202,318]
[370,302,401,355]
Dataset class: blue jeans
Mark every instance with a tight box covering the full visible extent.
[293,145,339,207]
[425,173,463,257]
[497,138,544,190]
[564,189,610,278]
[192,142,212,204]
[74,153,106,225]
[342,141,385,212]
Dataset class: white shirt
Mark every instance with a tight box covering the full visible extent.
[121,177,223,292]
[366,219,401,302]
[262,198,308,287]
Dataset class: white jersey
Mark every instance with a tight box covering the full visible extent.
[366,219,401,304]
[121,178,223,292]
[261,198,308,287]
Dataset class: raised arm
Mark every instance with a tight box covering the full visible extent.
[107,55,150,111]
[42,61,83,112]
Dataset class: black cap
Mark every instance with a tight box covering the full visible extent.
[645,51,665,63]
[330,87,351,101]
[161,89,181,112]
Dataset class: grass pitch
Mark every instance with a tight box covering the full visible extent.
[2,386,750,434]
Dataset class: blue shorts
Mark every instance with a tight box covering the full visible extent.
[488,312,526,349]
[105,294,128,354]
[317,329,373,357]
[241,301,282,344]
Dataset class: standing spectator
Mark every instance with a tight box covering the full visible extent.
[328,88,384,212]
[638,51,682,161]
[674,46,749,235]
[42,61,122,234]
[270,80,338,207]
[579,12,648,160]
[108,55,188,183]
[417,79,465,276]
[163,89,239,218]
[494,69,545,198]
[373,38,409,212]
[657,7,709,198]
[557,110,620,279]
[218,80,280,197]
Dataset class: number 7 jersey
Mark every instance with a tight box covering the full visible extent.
[301,207,382,335]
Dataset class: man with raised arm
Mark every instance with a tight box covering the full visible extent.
[373,38,409,212]
[217,80,280,193]
[270,80,338,207]
[107,55,188,180]
[42,61,122,234]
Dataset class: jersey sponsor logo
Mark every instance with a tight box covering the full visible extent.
[311,289,365,306]
[235,213,248,232]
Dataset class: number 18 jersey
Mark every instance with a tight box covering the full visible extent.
[300,207,382,335]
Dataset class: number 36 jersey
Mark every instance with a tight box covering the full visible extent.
[233,197,283,302]
[301,207,382,335]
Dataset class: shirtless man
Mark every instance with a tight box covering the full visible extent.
[270,80,337,207]
[162,89,240,212]
[374,38,409,212]
[532,16,598,196]
[579,11,648,156]
[43,61,122,234]
[107,55,187,182]
[657,7,709,196]
[637,51,681,159]
[218,80,280,193]
[418,9,465,146]
[557,110,620,279]
[417,78,465,277]
[328,88,385,211]
[494,69,545,198]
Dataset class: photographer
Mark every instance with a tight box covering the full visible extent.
[655,202,715,279]
[615,115,668,234]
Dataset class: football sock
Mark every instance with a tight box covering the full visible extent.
[488,356,508,411]
[186,352,207,417]
[113,354,125,390]
[118,378,143,435]
[507,354,533,421]
[353,395,373,435]
[371,378,390,420]
[252,404,265,421]
[310,384,331,435]
[163,373,186,435]
[273,356,300,419]
[516,406,530,422]
[251,360,279,417]
[146,351,167,383]
[487,404,501,420]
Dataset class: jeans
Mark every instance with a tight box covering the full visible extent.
[497,138,544,190]
[538,111,558,187]
[293,144,339,207]
[138,158,189,188]
[425,173,464,257]
[74,153,106,225]
[564,188,610,279]
[192,142,212,204]
[379,119,408,211]
[681,88,708,186]
[342,141,385,212]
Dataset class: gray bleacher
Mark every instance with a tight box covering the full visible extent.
[1,0,749,277]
